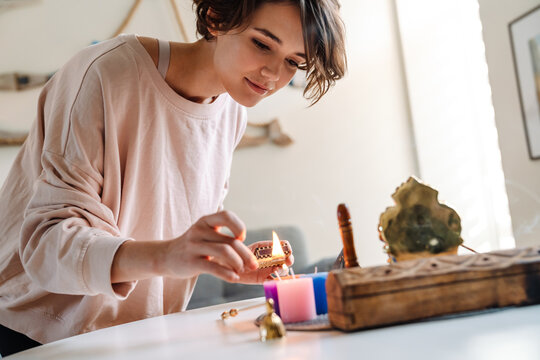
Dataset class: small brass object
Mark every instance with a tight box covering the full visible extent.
[259,299,286,342]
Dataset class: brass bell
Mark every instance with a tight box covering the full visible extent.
[259,298,286,342]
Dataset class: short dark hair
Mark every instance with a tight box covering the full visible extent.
[193,0,347,105]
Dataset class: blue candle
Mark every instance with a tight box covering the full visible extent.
[301,272,328,315]
[263,280,281,316]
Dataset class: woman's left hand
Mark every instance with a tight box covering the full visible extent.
[234,240,295,284]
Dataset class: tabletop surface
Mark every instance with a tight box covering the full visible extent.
[8,298,540,360]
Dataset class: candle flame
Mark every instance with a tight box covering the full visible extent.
[271,231,285,258]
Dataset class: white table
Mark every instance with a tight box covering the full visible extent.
[9,298,540,360]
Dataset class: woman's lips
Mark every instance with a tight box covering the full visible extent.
[245,78,268,95]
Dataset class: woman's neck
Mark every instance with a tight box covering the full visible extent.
[166,39,225,104]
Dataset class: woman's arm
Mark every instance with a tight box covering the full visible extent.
[111,211,261,284]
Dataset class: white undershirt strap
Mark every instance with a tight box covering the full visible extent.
[157,39,170,79]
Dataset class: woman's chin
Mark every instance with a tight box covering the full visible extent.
[229,93,264,107]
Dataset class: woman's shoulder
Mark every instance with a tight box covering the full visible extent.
[83,35,142,73]
[40,36,145,119]
[67,36,130,68]
[136,36,159,68]
[64,35,156,78]
[45,36,134,92]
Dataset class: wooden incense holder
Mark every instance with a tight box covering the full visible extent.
[327,245,540,331]
[253,241,292,269]
[337,203,359,268]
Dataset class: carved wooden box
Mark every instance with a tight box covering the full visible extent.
[326,246,540,331]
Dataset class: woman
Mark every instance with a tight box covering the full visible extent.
[0,0,346,355]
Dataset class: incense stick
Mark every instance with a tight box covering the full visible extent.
[460,244,478,253]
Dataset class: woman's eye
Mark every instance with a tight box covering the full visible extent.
[287,59,299,68]
[252,39,270,51]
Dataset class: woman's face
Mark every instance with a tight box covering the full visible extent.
[213,2,306,107]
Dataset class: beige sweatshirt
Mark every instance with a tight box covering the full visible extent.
[0,34,247,343]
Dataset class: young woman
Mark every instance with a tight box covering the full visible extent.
[0,0,346,355]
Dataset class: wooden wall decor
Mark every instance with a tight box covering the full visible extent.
[0,130,27,146]
[237,118,294,149]
[327,246,540,331]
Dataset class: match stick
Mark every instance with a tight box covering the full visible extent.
[221,302,266,320]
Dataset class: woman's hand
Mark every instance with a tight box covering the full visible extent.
[161,211,258,282]
[234,241,295,284]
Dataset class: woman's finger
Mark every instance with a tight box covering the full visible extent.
[195,228,258,271]
[194,241,245,274]
[200,211,246,240]
[238,266,276,284]
[285,254,295,267]
[198,258,240,283]
[229,239,258,271]
[196,226,241,244]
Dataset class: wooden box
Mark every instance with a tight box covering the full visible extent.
[326,246,540,331]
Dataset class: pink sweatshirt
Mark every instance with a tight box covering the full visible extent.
[0,34,247,343]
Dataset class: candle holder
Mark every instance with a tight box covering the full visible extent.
[254,241,292,269]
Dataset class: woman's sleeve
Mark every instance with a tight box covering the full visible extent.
[19,63,136,299]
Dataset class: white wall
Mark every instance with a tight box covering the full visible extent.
[224,0,417,266]
[478,0,540,248]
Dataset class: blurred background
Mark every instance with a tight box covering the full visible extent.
[1,0,539,268]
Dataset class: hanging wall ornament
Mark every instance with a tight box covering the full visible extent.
[237,118,294,149]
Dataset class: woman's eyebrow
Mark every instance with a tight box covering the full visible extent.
[254,27,282,44]
[254,27,306,59]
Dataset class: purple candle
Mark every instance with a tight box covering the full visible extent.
[263,280,281,316]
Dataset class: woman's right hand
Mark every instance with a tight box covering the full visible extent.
[160,211,259,282]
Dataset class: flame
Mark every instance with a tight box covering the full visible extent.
[271,231,285,258]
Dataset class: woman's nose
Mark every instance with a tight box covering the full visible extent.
[261,63,280,82]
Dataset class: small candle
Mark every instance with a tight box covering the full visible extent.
[276,277,316,323]
[301,272,328,315]
[263,280,281,316]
